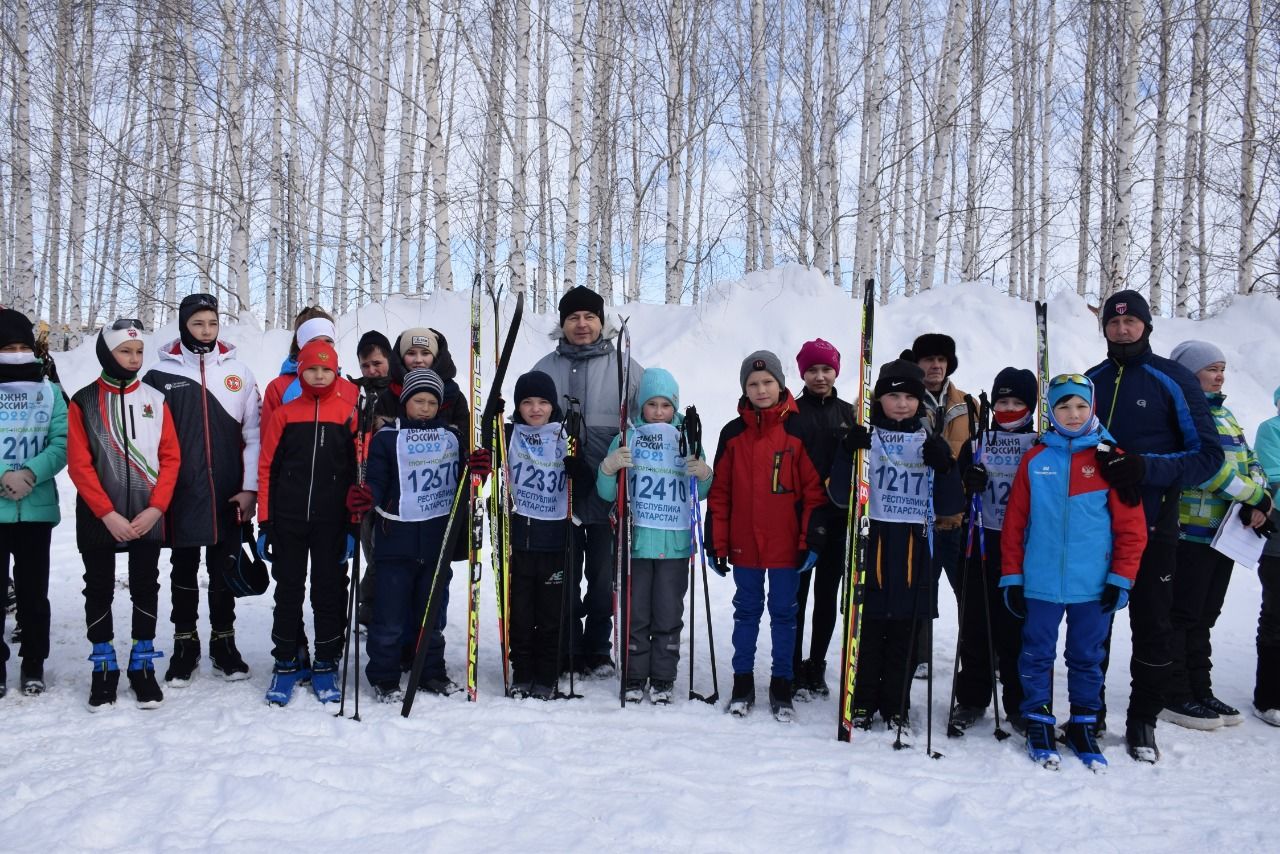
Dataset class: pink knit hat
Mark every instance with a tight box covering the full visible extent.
[796,338,841,378]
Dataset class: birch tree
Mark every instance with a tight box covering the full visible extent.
[1103,0,1144,297]
[917,0,967,292]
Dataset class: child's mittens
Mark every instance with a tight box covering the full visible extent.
[798,551,819,573]
[686,456,712,481]
[1099,583,1129,614]
[842,424,872,453]
[600,446,633,477]
[1003,585,1026,619]
[922,434,954,474]
[961,463,988,495]
[346,484,375,515]
[0,468,35,500]
[468,448,493,480]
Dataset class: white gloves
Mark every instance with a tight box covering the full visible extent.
[600,447,633,477]
[687,457,713,481]
[1,468,36,500]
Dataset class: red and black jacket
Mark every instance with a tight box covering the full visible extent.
[257,380,358,526]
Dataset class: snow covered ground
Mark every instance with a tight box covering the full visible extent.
[3,269,1278,851]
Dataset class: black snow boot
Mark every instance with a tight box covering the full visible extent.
[728,672,755,717]
[769,677,795,723]
[20,660,44,696]
[164,632,200,685]
[1125,719,1160,764]
[210,629,250,681]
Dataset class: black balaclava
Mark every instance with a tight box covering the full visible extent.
[178,293,219,355]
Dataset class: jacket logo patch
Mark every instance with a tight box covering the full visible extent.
[142,404,155,419]
[225,375,243,392]
[1136,399,1147,408]
[1034,464,1056,476]
[1081,465,1096,478]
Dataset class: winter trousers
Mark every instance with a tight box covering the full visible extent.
[730,567,799,680]
[1101,536,1177,726]
[627,557,689,683]
[509,549,564,688]
[918,524,964,666]
[1168,540,1234,703]
[1019,597,1111,717]
[568,521,615,659]
[365,555,452,687]
[168,540,237,635]
[269,519,349,662]
[357,514,376,625]
[794,521,846,670]
[853,616,915,720]
[82,542,162,644]
[1256,556,1280,712]
[1,522,52,664]
[953,529,1024,715]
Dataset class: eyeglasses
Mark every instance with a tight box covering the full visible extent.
[1048,373,1090,388]
[111,318,145,331]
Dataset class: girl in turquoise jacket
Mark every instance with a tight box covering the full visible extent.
[597,368,711,704]
[0,308,69,697]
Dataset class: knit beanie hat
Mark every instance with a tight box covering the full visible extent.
[873,358,926,401]
[178,293,218,354]
[296,317,336,348]
[739,350,785,391]
[1170,340,1225,375]
[991,367,1038,409]
[513,370,558,406]
[909,333,958,377]
[357,329,393,361]
[1102,290,1153,328]
[1046,374,1097,438]
[400,368,444,406]
[637,367,680,414]
[558,286,605,325]
[298,339,338,374]
[796,338,841,378]
[398,327,439,360]
[0,308,35,351]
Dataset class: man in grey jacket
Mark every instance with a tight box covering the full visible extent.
[533,286,643,676]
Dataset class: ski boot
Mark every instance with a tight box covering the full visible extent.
[20,660,44,696]
[649,680,674,706]
[948,704,985,733]
[1125,719,1160,764]
[625,679,646,704]
[127,640,165,710]
[265,658,305,706]
[210,629,250,681]
[419,675,461,696]
[310,660,341,704]
[374,681,404,704]
[802,659,830,698]
[727,672,754,717]
[769,677,795,723]
[509,681,533,699]
[1064,707,1107,772]
[164,632,200,686]
[87,642,120,712]
[528,683,555,701]
[1197,694,1243,727]
[1024,705,1061,769]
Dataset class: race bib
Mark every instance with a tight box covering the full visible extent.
[393,427,460,521]
[509,423,569,521]
[980,431,1037,531]
[627,423,690,531]
[0,380,54,470]
[868,428,930,523]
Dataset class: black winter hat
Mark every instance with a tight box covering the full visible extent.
[1102,289,1153,328]
[357,329,393,361]
[178,293,219,355]
[512,370,563,424]
[0,308,36,351]
[400,368,444,406]
[909,333,958,377]
[558,286,605,325]
[991,367,1037,409]
[873,358,926,401]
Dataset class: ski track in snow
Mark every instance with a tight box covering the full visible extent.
[4,271,1279,850]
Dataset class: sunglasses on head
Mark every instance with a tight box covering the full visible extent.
[184,293,218,310]
[111,318,144,332]
[1048,373,1090,388]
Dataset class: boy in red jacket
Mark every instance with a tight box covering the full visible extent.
[68,320,181,711]
[707,351,826,721]
[256,340,358,706]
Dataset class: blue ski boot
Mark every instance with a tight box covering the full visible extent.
[127,640,166,709]
[1024,705,1061,770]
[1065,707,1108,773]
[266,658,305,706]
[310,660,341,704]
[87,642,120,712]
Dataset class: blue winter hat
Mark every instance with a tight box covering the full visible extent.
[1047,374,1098,438]
[637,367,680,416]
[1274,384,1280,407]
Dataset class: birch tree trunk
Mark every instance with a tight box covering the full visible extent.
[12,0,37,318]
[664,0,686,304]
[1035,0,1055,301]
[1147,0,1172,313]
[535,0,552,310]
[562,0,588,291]
[812,0,838,277]
[396,1,419,294]
[421,0,453,292]
[853,0,889,287]
[917,0,967,292]
[1075,0,1100,297]
[1103,0,1144,296]
[161,9,182,322]
[1008,0,1023,297]
[363,0,392,303]
[45,0,72,325]
[509,0,532,295]
[222,0,250,316]
[1175,0,1207,318]
[334,1,363,311]
[1238,0,1260,295]
[67,0,95,338]
[961,0,986,282]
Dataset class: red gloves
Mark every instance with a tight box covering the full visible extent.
[346,484,375,515]
[468,449,493,480]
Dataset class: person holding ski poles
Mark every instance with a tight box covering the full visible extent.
[533,286,643,678]
[143,293,260,686]
[1000,374,1147,770]
[597,368,712,705]
[706,351,826,721]
[789,339,855,700]
[1085,290,1224,763]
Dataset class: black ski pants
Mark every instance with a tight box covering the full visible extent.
[509,549,564,688]
[82,542,162,645]
[567,521,615,659]
[917,523,964,666]
[794,519,846,670]
[1101,535,1177,727]
[1168,540,1233,703]
[953,529,1024,714]
[854,616,915,720]
[1256,556,1280,711]
[269,519,349,662]
[168,540,237,635]
[1,522,52,664]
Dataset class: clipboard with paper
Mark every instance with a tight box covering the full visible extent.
[1209,502,1268,569]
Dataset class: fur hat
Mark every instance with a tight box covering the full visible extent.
[908,333,958,377]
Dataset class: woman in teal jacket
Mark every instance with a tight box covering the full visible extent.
[0,308,69,697]
[597,368,712,704]
[1252,383,1280,726]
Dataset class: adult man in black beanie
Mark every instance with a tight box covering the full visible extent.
[1086,288,1224,763]
[533,286,643,676]
[143,293,261,685]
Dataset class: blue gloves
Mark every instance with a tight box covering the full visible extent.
[799,551,819,573]
[341,534,357,564]
[1100,583,1129,614]
[256,523,274,563]
[1003,586,1026,620]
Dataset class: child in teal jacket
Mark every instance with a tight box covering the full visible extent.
[0,308,69,697]
[597,368,711,704]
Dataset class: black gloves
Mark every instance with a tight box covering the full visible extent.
[1100,583,1130,614]
[1243,493,1274,525]
[1003,586,1026,620]
[922,434,954,474]
[707,551,731,577]
[962,463,989,495]
[842,424,872,453]
[1097,446,1145,488]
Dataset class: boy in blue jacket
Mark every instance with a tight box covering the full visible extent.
[597,368,712,705]
[1001,375,1147,770]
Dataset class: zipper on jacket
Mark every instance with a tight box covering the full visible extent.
[1061,440,1072,602]
[199,355,219,541]
[305,397,321,519]
[119,381,133,520]
[1104,366,1124,430]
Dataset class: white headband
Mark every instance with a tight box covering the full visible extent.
[296,317,336,347]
